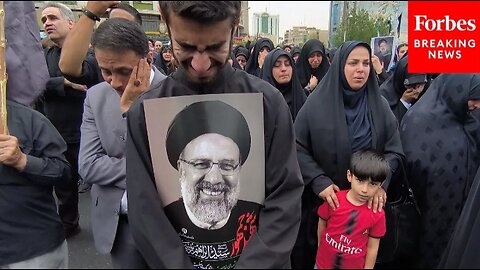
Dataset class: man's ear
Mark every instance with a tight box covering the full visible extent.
[68,19,75,30]
[177,160,185,177]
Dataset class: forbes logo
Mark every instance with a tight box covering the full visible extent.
[414,15,476,31]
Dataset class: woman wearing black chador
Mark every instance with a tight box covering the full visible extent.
[292,41,404,269]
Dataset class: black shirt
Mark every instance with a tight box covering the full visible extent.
[0,101,71,265]
[125,65,303,268]
[43,46,88,144]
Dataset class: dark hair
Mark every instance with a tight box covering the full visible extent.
[92,18,148,57]
[162,46,172,53]
[377,38,388,47]
[110,3,143,25]
[160,1,241,26]
[397,42,408,54]
[350,150,390,183]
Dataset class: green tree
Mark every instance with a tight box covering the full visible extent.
[331,9,390,48]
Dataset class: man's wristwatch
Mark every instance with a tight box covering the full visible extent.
[83,9,101,22]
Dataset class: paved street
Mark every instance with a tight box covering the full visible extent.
[66,191,112,269]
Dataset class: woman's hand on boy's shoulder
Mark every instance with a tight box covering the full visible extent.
[318,184,340,210]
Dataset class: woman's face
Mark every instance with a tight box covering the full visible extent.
[398,45,408,59]
[236,55,247,69]
[344,46,371,90]
[163,50,172,62]
[293,53,300,63]
[272,55,292,85]
[308,52,323,69]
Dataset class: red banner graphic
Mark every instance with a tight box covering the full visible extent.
[408,1,480,73]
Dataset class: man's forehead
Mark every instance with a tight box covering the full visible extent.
[41,7,61,17]
[183,134,239,155]
[94,49,140,67]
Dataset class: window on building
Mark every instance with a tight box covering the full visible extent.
[141,14,161,34]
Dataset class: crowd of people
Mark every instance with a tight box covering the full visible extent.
[1,1,480,269]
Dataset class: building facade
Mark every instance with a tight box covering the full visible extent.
[252,12,280,44]
[233,1,250,44]
[284,26,329,47]
[329,1,408,48]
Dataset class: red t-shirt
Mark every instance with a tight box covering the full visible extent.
[316,190,386,269]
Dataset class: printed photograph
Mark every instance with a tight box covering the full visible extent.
[372,36,396,71]
[143,94,265,269]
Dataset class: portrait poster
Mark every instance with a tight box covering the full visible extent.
[371,35,396,72]
[144,93,265,269]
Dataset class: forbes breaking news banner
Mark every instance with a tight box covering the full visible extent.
[408,1,480,73]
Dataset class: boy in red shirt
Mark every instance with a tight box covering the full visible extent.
[316,150,388,269]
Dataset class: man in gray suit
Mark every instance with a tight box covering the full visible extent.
[78,18,166,268]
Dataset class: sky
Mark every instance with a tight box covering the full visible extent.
[247,1,331,37]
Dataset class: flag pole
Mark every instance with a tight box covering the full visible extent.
[0,1,7,135]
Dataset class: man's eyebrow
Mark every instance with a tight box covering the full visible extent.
[99,66,133,72]
[176,40,226,51]
[41,14,57,23]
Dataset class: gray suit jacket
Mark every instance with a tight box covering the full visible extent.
[78,67,166,253]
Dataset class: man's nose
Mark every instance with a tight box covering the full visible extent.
[191,52,211,73]
[109,74,124,92]
[204,164,223,184]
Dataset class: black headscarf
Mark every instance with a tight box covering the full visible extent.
[295,40,403,190]
[261,48,307,121]
[229,52,242,69]
[290,46,301,60]
[339,42,372,152]
[400,73,480,268]
[295,39,330,88]
[233,46,249,70]
[245,38,274,77]
[234,46,249,62]
[154,46,173,75]
[293,41,404,264]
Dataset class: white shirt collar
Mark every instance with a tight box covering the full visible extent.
[149,68,155,84]
[400,98,412,109]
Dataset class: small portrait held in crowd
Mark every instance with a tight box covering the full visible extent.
[371,36,395,72]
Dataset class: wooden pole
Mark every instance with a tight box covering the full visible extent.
[0,1,7,135]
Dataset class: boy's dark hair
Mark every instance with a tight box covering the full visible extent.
[92,18,148,58]
[350,150,390,183]
[159,1,241,26]
[111,3,143,25]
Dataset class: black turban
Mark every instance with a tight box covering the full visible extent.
[165,100,251,170]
